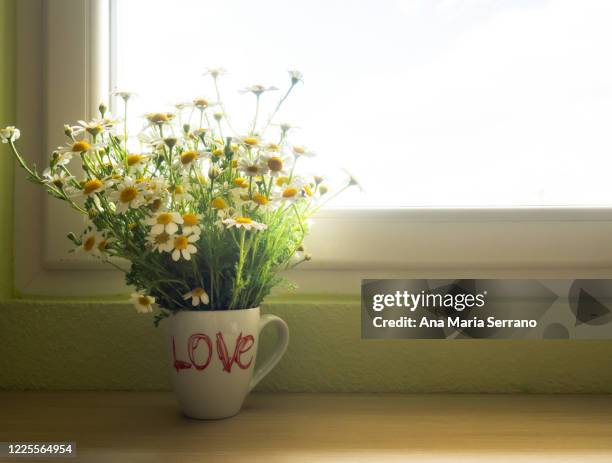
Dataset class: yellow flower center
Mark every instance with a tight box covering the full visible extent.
[174,235,189,250]
[234,177,248,188]
[127,154,144,166]
[246,165,260,174]
[211,197,227,209]
[267,143,280,152]
[293,146,305,155]
[98,240,108,251]
[83,236,96,251]
[156,213,173,225]
[180,151,198,165]
[194,98,209,107]
[276,176,290,186]
[119,186,138,203]
[212,148,224,157]
[171,185,184,195]
[283,187,298,198]
[150,199,162,212]
[86,125,103,136]
[138,296,150,306]
[236,217,253,224]
[303,185,313,197]
[147,112,169,124]
[191,287,205,297]
[83,178,103,194]
[252,193,268,206]
[154,232,170,244]
[243,137,259,146]
[182,213,198,226]
[72,141,91,152]
[267,156,283,172]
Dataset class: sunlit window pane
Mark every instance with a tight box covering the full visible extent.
[113,0,612,207]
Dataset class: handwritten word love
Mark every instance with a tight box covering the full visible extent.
[172,332,255,373]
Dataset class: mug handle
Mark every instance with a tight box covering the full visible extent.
[249,314,290,391]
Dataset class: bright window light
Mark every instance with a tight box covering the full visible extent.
[113,0,612,207]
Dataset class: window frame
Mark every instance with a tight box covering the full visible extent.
[14,0,612,297]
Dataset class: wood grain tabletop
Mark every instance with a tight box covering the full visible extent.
[1,392,611,462]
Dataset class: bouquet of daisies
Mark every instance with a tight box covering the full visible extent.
[1,69,357,324]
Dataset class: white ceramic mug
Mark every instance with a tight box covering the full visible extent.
[168,307,289,419]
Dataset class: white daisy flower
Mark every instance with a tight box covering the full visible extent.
[181,213,201,236]
[80,230,106,255]
[183,287,210,307]
[110,176,144,213]
[262,152,292,177]
[222,216,267,231]
[145,177,169,196]
[72,118,116,137]
[276,122,300,136]
[57,140,100,162]
[146,211,183,235]
[126,153,151,170]
[42,168,74,189]
[168,183,192,202]
[111,90,137,102]
[143,178,169,206]
[130,292,155,313]
[144,112,175,126]
[238,157,268,177]
[291,145,316,158]
[210,196,229,211]
[288,70,304,84]
[80,177,113,197]
[176,149,206,170]
[171,234,199,261]
[147,231,175,253]
[276,178,307,203]
[344,169,363,191]
[192,97,218,110]
[240,84,278,96]
[0,126,20,143]
[233,135,261,147]
[203,67,227,78]
[174,101,192,112]
[249,193,276,210]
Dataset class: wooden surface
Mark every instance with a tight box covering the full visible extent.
[1,393,612,462]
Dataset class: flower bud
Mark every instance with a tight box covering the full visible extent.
[163,136,177,149]
[319,185,328,195]
[66,232,78,245]
[208,166,220,179]
[99,102,107,117]
[63,125,73,137]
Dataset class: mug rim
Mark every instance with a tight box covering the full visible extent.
[169,306,260,315]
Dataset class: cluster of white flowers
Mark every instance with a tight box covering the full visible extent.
[2,68,359,316]
[145,211,200,261]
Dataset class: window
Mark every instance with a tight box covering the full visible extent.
[114,0,612,208]
[13,0,612,296]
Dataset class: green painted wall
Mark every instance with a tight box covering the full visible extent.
[1,0,612,393]
[0,0,15,300]
[2,299,612,392]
